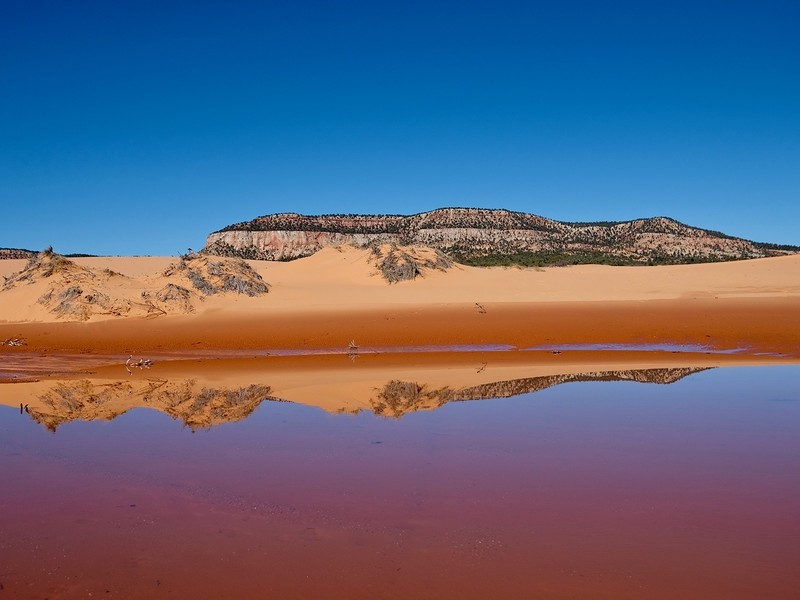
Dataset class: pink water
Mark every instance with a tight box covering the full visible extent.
[1,366,799,599]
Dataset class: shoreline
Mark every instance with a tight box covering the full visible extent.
[2,252,798,381]
[2,296,799,357]
[2,348,798,420]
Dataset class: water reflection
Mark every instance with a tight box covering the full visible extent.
[11,366,711,430]
[1,364,798,600]
[370,367,709,417]
[29,380,278,431]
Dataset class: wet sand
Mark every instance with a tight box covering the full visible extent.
[1,251,799,362]
[1,297,799,361]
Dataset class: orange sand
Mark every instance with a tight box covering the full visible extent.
[1,249,798,360]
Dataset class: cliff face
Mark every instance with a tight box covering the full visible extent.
[203,208,797,264]
[0,247,36,260]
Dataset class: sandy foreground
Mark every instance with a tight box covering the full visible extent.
[1,248,798,387]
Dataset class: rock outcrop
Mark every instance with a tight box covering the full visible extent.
[0,249,270,321]
[0,247,36,260]
[203,208,798,265]
[368,244,453,282]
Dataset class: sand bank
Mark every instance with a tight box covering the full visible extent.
[1,249,798,363]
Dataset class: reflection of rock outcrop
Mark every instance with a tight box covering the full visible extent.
[451,367,710,402]
[367,368,710,417]
[30,379,276,432]
[370,380,455,417]
[23,367,712,429]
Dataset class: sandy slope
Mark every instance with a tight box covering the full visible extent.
[3,248,799,311]
[1,248,799,361]
[255,248,800,305]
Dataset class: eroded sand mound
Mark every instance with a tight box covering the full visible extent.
[0,249,271,321]
[162,253,270,296]
[2,248,146,320]
[367,243,453,282]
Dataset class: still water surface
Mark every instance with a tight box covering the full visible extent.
[1,365,799,599]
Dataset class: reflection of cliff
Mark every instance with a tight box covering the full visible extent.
[367,368,710,417]
[22,367,712,429]
[451,367,710,402]
[30,379,276,432]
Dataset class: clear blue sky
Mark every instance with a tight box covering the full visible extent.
[2,0,798,255]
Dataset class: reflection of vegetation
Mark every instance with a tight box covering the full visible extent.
[30,380,276,432]
[371,380,454,417]
[25,367,714,429]
[367,368,711,417]
[450,367,711,402]
[173,384,274,429]
[33,380,130,431]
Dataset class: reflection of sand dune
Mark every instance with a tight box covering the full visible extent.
[368,380,454,417]
[367,367,710,417]
[29,379,276,431]
[7,366,720,429]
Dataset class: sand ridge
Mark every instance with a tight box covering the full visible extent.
[1,247,799,363]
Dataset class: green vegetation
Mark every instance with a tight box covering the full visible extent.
[755,241,800,252]
[454,251,637,267]
[452,250,742,268]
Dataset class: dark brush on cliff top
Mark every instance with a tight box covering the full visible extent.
[204,207,799,265]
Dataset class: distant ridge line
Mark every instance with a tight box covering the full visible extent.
[203,207,799,266]
[0,247,37,260]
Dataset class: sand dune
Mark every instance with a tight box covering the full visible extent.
[3,247,799,316]
[1,247,799,365]
[0,250,269,321]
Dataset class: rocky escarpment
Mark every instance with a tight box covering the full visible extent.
[0,247,37,260]
[203,208,798,265]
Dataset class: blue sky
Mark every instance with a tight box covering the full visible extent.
[2,0,798,255]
